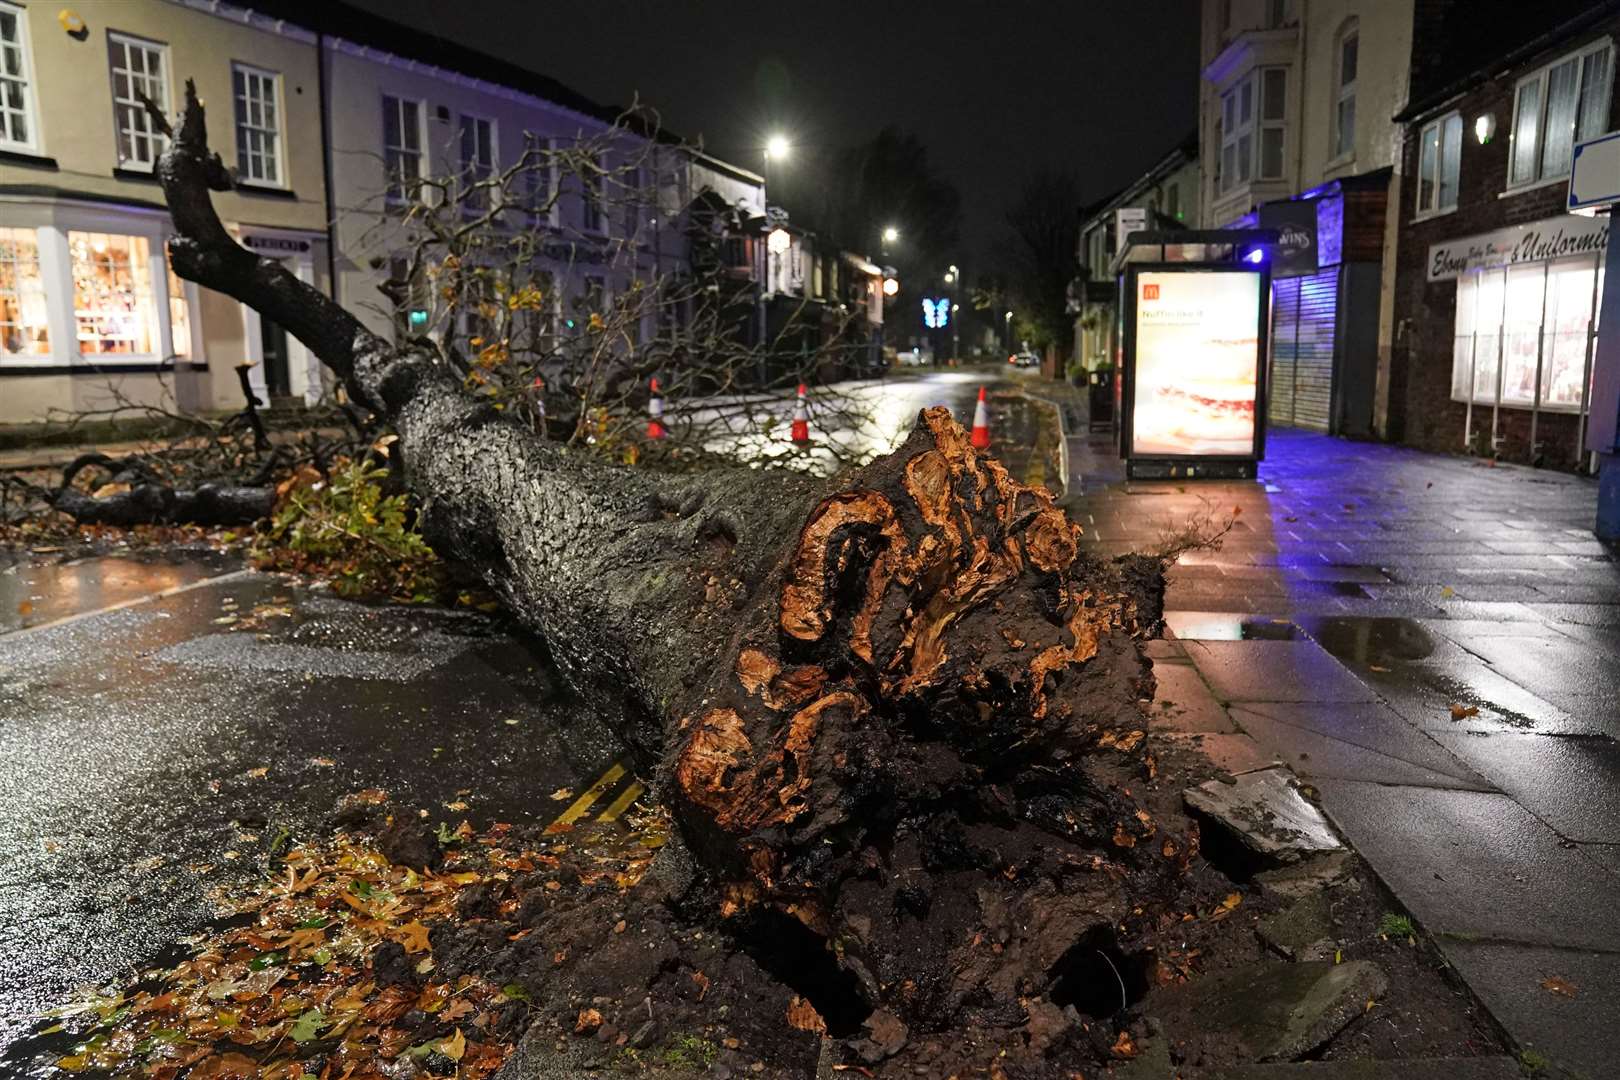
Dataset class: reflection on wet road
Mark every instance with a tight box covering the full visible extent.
[0,564,619,1061]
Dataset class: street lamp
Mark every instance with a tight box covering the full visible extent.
[764,134,790,161]
[882,226,900,244]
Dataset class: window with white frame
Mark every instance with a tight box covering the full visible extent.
[69,231,157,356]
[1220,67,1286,193]
[1333,22,1358,159]
[1416,112,1463,216]
[166,256,192,360]
[458,113,495,216]
[580,152,606,233]
[232,64,282,185]
[108,33,168,168]
[0,226,49,356]
[381,95,423,207]
[522,133,555,227]
[0,4,38,151]
[1450,256,1606,409]
[1509,40,1613,189]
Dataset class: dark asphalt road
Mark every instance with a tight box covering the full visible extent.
[0,563,622,1068]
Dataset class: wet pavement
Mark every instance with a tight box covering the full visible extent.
[0,561,622,1066]
[1067,423,1620,1079]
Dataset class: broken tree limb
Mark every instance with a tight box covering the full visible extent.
[154,79,1185,1045]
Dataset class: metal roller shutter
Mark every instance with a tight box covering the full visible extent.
[1269,277,1300,427]
[1267,269,1337,432]
[1293,268,1337,431]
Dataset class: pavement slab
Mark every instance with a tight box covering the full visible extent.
[1439,941,1620,1080]
[1228,703,1495,791]
[1184,767,1345,864]
[1149,660,1238,733]
[1182,640,1379,704]
[1312,781,1620,952]
[1429,732,1620,843]
[1155,732,1284,776]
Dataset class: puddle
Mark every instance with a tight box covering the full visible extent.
[1165,612,1302,641]
[0,553,237,633]
[1299,617,1438,665]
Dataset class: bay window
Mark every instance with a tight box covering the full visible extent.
[1416,112,1463,216]
[108,33,169,169]
[522,133,556,228]
[69,231,157,356]
[1219,67,1285,194]
[166,259,192,360]
[1508,40,1612,189]
[0,2,39,152]
[0,226,49,356]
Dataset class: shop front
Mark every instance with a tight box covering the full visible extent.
[1427,214,1607,461]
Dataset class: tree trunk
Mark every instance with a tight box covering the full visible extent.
[154,83,1183,1041]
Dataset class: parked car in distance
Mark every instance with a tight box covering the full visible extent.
[1008,351,1039,368]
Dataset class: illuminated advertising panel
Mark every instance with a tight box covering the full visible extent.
[1128,268,1265,459]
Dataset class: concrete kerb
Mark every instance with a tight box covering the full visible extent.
[1018,383,1081,498]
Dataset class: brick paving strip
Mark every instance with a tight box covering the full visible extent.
[1038,393,1620,1077]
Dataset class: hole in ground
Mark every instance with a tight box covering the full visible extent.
[1048,925,1151,1019]
[1192,811,1275,884]
[734,909,872,1037]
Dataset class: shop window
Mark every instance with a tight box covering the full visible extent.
[381,94,423,208]
[233,64,282,185]
[457,113,495,218]
[108,32,169,169]
[166,256,191,360]
[69,231,156,356]
[1450,256,1603,410]
[1333,22,1358,159]
[1509,41,1612,189]
[1417,112,1463,216]
[0,226,48,356]
[0,3,38,152]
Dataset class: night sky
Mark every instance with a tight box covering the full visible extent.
[344,0,1201,265]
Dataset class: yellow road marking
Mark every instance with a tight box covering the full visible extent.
[596,781,644,823]
[547,763,625,832]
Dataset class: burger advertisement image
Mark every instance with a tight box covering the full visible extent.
[1128,269,1265,459]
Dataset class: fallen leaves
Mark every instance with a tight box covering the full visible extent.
[786,995,827,1034]
[1541,975,1579,998]
[575,1008,604,1035]
[1449,703,1480,719]
[1111,1029,1138,1059]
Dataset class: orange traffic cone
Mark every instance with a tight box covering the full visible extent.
[791,383,810,444]
[970,386,991,449]
[647,377,666,439]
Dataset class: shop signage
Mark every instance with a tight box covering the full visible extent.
[1116,207,1148,251]
[241,234,312,254]
[1426,215,1608,281]
[1569,130,1620,212]
[1257,199,1317,277]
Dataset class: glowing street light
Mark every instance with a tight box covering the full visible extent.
[943,271,955,284]
[765,134,791,160]
[882,277,900,296]
[882,226,900,244]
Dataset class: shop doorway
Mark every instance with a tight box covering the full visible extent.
[260,316,291,400]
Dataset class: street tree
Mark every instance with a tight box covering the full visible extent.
[152,83,1185,1052]
[1001,169,1084,351]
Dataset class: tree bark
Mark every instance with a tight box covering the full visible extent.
[154,82,1183,1040]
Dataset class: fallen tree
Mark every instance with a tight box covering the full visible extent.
[153,84,1189,1065]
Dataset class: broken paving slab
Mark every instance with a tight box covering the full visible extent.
[1193,1054,1522,1079]
[1256,891,1336,962]
[1146,960,1387,1063]
[1185,767,1345,865]
[1252,851,1353,902]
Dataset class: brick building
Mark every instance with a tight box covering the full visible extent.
[1388,0,1619,467]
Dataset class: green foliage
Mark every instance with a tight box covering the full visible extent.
[1377,913,1416,939]
[661,1033,719,1068]
[253,457,445,603]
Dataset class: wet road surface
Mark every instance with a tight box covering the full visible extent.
[0,563,621,1065]
[1067,423,1620,1077]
